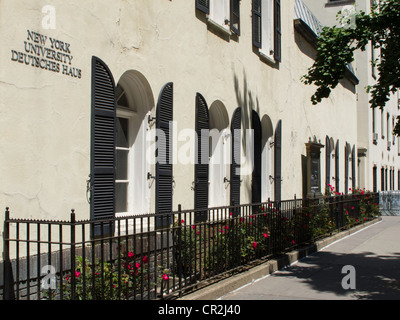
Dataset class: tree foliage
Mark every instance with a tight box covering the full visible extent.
[302,0,400,135]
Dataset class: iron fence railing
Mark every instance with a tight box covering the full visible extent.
[1,192,380,300]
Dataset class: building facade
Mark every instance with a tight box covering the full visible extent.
[302,0,400,193]
[0,0,361,238]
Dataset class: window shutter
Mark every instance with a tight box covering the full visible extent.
[274,120,282,203]
[325,136,331,191]
[274,0,281,62]
[196,0,210,14]
[345,143,349,194]
[90,56,116,236]
[252,0,262,48]
[252,110,262,206]
[230,0,240,35]
[194,93,210,222]
[335,140,340,192]
[351,145,356,189]
[230,108,242,212]
[156,82,174,227]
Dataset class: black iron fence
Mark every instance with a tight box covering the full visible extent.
[1,192,380,300]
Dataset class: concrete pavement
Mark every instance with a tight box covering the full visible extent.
[217,216,400,300]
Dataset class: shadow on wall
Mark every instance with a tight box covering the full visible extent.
[233,69,261,203]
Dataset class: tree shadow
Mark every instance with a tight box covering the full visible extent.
[273,250,400,300]
[233,69,260,203]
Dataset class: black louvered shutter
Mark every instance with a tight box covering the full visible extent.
[252,111,262,207]
[274,120,282,203]
[345,143,349,194]
[230,0,240,35]
[252,0,262,48]
[230,108,242,213]
[352,145,356,189]
[274,0,281,62]
[325,136,331,191]
[156,83,174,227]
[335,140,340,192]
[90,56,116,237]
[194,93,210,222]
[196,0,210,14]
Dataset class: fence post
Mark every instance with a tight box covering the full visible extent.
[3,207,15,300]
[176,204,183,298]
[70,209,76,300]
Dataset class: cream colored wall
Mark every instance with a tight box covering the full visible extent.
[0,0,358,232]
[303,0,400,191]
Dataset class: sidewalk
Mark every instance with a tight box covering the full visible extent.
[217,216,400,300]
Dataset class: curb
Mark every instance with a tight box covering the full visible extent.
[179,217,382,300]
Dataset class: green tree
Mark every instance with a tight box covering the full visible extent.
[302,0,400,134]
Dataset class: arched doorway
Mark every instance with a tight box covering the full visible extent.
[209,100,230,208]
[115,70,155,217]
[261,115,274,202]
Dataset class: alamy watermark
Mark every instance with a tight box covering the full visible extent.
[146,123,257,176]
[338,5,357,29]
[41,265,57,290]
[341,265,356,290]
[42,5,56,30]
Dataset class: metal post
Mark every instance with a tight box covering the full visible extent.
[3,207,15,300]
[177,204,182,298]
[70,209,76,300]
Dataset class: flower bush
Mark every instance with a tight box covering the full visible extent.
[174,191,380,281]
[43,250,169,300]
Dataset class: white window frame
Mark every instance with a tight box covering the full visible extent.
[115,108,151,217]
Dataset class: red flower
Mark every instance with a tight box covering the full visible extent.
[75,271,81,278]
[128,251,134,259]
[252,242,257,250]
[162,274,169,281]
[263,233,268,238]
[143,256,148,263]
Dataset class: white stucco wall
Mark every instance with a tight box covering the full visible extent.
[0,0,358,231]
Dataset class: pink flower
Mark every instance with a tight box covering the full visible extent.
[162,274,169,281]
[252,242,257,250]
[128,251,134,259]
[136,262,141,269]
[192,225,196,230]
[75,271,81,278]
[292,240,295,245]
[263,233,268,238]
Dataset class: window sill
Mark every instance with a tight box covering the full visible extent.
[325,0,355,8]
[259,51,276,65]
[206,18,231,36]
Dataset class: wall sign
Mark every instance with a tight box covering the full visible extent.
[10,30,82,79]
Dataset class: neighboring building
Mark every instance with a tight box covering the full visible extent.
[302,0,400,193]
[0,0,360,242]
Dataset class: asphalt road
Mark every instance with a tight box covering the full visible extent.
[218,216,400,300]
